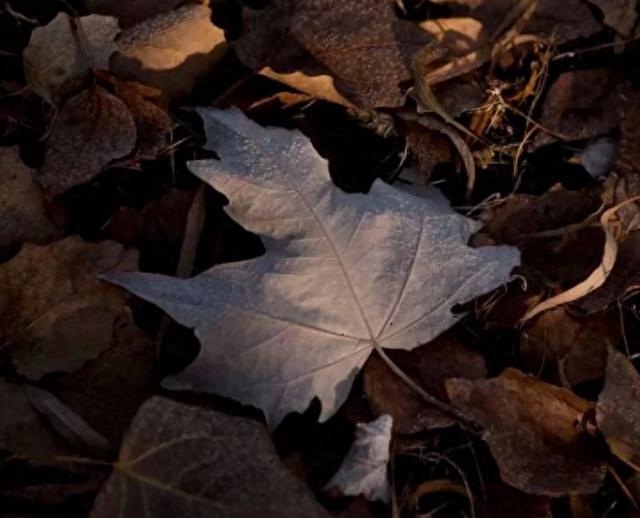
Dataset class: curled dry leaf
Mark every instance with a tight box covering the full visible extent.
[446,369,606,495]
[0,237,138,380]
[534,69,633,150]
[521,308,620,386]
[38,86,137,196]
[23,13,119,104]
[364,334,487,434]
[107,108,519,427]
[234,0,432,109]
[325,414,393,502]
[86,0,188,27]
[111,4,227,101]
[587,0,638,37]
[90,396,330,518]
[596,349,640,471]
[0,147,61,251]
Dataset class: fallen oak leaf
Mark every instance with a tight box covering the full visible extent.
[86,0,189,27]
[23,13,119,104]
[324,414,393,502]
[446,368,607,495]
[106,108,520,427]
[90,396,330,517]
[38,86,137,196]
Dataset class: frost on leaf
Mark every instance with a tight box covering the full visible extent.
[107,108,519,427]
[91,397,329,518]
[325,414,393,502]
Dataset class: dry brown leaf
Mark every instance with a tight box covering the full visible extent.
[113,80,175,159]
[111,4,227,101]
[364,334,486,434]
[596,349,640,471]
[521,308,620,385]
[0,237,138,380]
[0,378,69,457]
[534,69,633,149]
[91,397,330,517]
[477,482,552,518]
[587,0,638,37]
[46,308,156,443]
[260,68,355,109]
[235,0,432,109]
[86,0,189,27]
[0,147,62,251]
[446,368,606,495]
[38,86,137,196]
[397,118,452,180]
[23,13,119,104]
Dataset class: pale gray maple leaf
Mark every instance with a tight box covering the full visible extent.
[106,108,520,427]
[325,414,393,502]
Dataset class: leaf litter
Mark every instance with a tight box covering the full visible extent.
[3,0,640,516]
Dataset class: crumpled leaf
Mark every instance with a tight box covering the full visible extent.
[364,333,486,433]
[86,0,188,27]
[446,368,606,495]
[234,0,432,108]
[0,237,138,380]
[108,108,519,427]
[111,4,227,100]
[587,0,638,37]
[325,414,393,502]
[23,13,119,103]
[596,349,640,471]
[38,86,137,196]
[0,147,62,251]
[534,69,633,149]
[90,396,329,518]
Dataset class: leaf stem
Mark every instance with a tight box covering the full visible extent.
[373,342,482,434]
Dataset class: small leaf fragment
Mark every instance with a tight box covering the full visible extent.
[325,415,393,502]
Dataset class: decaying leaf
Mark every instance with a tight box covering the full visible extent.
[23,13,119,103]
[86,0,188,27]
[364,333,486,433]
[0,237,138,380]
[90,396,329,518]
[534,69,633,149]
[235,0,432,109]
[446,369,606,495]
[521,308,620,385]
[38,86,137,196]
[596,349,640,471]
[107,108,519,427]
[587,0,638,37]
[325,414,393,502]
[111,4,227,100]
[0,147,62,251]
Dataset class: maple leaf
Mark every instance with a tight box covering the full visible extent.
[107,108,519,427]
